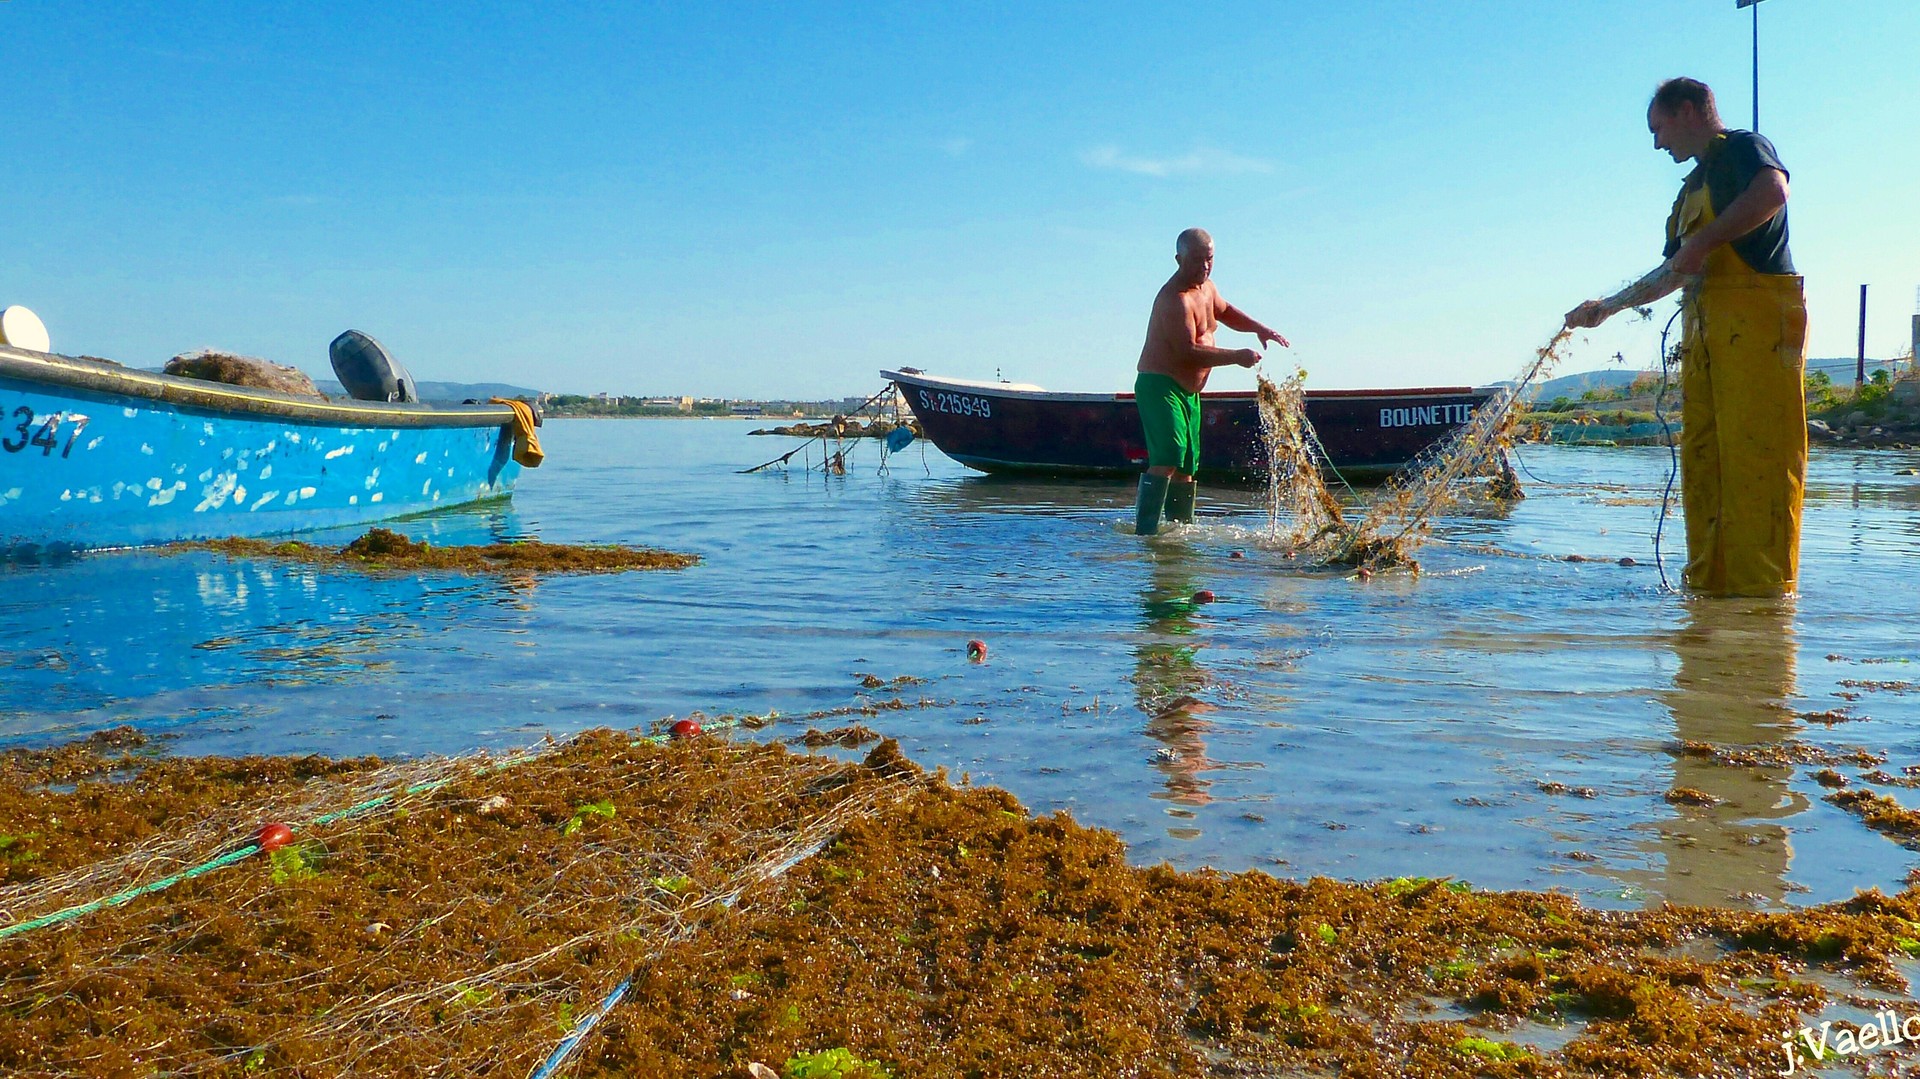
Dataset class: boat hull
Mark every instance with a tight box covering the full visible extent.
[0,347,524,556]
[885,369,1499,482]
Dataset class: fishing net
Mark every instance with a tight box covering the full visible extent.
[0,745,519,936]
[1256,329,1573,572]
[0,728,918,1077]
[740,384,916,476]
[1253,365,1345,552]
[9,723,1920,1077]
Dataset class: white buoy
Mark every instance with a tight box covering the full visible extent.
[0,306,51,353]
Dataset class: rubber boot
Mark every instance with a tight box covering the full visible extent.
[1135,473,1170,536]
[1165,479,1197,524]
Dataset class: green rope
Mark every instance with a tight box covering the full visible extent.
[0,845,258,940]
[0,751,535,941]
[0,724,740,942]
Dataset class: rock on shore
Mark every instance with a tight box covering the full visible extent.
[750,417,919,438]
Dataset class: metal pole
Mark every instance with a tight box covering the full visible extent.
[1752,1,1760,131]
[1857,284,1868,387]
[1912,285,1920,376]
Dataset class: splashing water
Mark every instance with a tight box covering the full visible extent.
[1256,329,1574,573]
[1254,366,1345,552]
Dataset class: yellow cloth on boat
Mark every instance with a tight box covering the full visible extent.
[1670,168,1806,596]
[490,397,546,468]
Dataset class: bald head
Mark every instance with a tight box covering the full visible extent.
[1176,228,1213,261]
[1173,228,1215,286]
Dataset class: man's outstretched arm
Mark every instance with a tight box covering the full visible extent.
[1565,262,1695,329]
[1568,167,1787,328]
[1178,329,1264,370]
[1217,300,1290,349]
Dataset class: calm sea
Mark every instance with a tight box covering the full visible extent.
[6,419,1918,910]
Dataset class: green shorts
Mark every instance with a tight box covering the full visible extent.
[1134,372,1201,475]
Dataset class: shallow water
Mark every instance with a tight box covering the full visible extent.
[6,419,1919,910]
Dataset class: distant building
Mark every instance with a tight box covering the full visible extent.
[830,389,910,419]
[643,396,693,412]
[730,403,764,417]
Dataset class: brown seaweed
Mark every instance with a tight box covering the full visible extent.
[175,527,698,575]
[164,350,324,398]
[4,730,1918,1077]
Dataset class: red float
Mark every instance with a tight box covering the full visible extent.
[256,822,294,853]
[966,639,988,661]
[1192,590,1216,604]
[670,719,702,739]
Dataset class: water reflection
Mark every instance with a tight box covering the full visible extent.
[904,474,1135,517]
[395,500,534,545]
[0,503,539,747]
[1133,551,1220,828]
[1639,597,1804,906]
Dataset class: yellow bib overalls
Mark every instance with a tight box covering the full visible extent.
[1668,147,1808,596]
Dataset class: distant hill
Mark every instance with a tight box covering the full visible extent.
[1524,357,1908,402]
[1526,369,1648,401]
[1806,356,1903,381]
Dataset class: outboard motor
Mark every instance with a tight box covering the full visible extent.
[328,329,418,403]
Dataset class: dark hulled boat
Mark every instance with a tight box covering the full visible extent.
[885,368,1502,483]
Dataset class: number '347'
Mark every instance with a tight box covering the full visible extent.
[2,408,90,458]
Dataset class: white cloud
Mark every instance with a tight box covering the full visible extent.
[1080,144,1274,177]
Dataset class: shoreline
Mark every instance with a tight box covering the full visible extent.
[4,726,1914,1077]
[544,413,778,420]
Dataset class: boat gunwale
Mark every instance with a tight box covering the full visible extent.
[0,345,521,429]
[882,368,1499,403]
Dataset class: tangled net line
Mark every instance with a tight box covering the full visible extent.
[1253,364,1347,553]
[1254,329,1572,571]
[0,748,546,937]
[0,731,917,1077]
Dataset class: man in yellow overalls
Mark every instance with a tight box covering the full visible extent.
[1567,77,1807,596]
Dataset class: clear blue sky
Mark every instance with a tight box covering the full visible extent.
[6,2,1915,397]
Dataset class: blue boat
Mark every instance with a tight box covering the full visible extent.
[0,344,536,557]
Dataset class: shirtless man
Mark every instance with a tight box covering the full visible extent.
[1133,227,1287,535]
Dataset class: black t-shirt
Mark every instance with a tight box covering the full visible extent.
[1663,130,1795,275]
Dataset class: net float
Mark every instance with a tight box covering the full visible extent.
[670,718,702,739]
[256,822,294,853]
